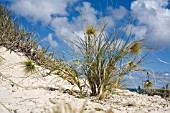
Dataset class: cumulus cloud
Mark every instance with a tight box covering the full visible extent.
[7,0,78,49]
[50,2,99,48]
[130,0,170,48]
[75,2,98,26]
[44,33,58,48]
[107,6,128,20]
[9,0,78,24]
[50,16,85,50]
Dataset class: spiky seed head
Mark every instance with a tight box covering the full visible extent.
[85,26,96,36]
[130,42,141,55]
[144,80,152,88]
[23,60,36,73]
[128,61,135,67]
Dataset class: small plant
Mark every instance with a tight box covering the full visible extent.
[143,79,153,95]
[94,107,103,111]
[22,60,36,74]
[144,80,152,88]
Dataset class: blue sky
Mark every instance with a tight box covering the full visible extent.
[1,0,170,86]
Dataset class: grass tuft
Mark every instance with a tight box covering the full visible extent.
[144,80,152,88]
[22,60,36,74]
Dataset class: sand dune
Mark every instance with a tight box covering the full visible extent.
[0,46,170,113]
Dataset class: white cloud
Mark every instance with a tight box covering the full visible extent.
[75,2,98,26]
[50,16,85,50]
[9,0,78,24]
[128,24,148,40]
[44,33,58,48]
[50,2,99,49]
[130,0,170,48]
[6,0,75,49]
[107,6,128,20]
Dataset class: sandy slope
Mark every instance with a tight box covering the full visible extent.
[0,47,104,113]
[0,46,170,113]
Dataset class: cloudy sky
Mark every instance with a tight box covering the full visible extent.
[1,0,170,79]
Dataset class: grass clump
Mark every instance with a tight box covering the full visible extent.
[56,21,150,97]
[144,80,152,88]
[22,60,36,74]
[143,79,153,95]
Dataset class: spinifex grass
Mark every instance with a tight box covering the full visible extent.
[55,20,150,97]
[22,60,36,74]
[144,80,152,88]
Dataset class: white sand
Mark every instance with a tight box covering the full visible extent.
[0,46,169,113]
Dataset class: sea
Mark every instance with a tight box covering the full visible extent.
[122,72,170,90]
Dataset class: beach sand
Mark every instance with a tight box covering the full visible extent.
[0,46,169,113]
